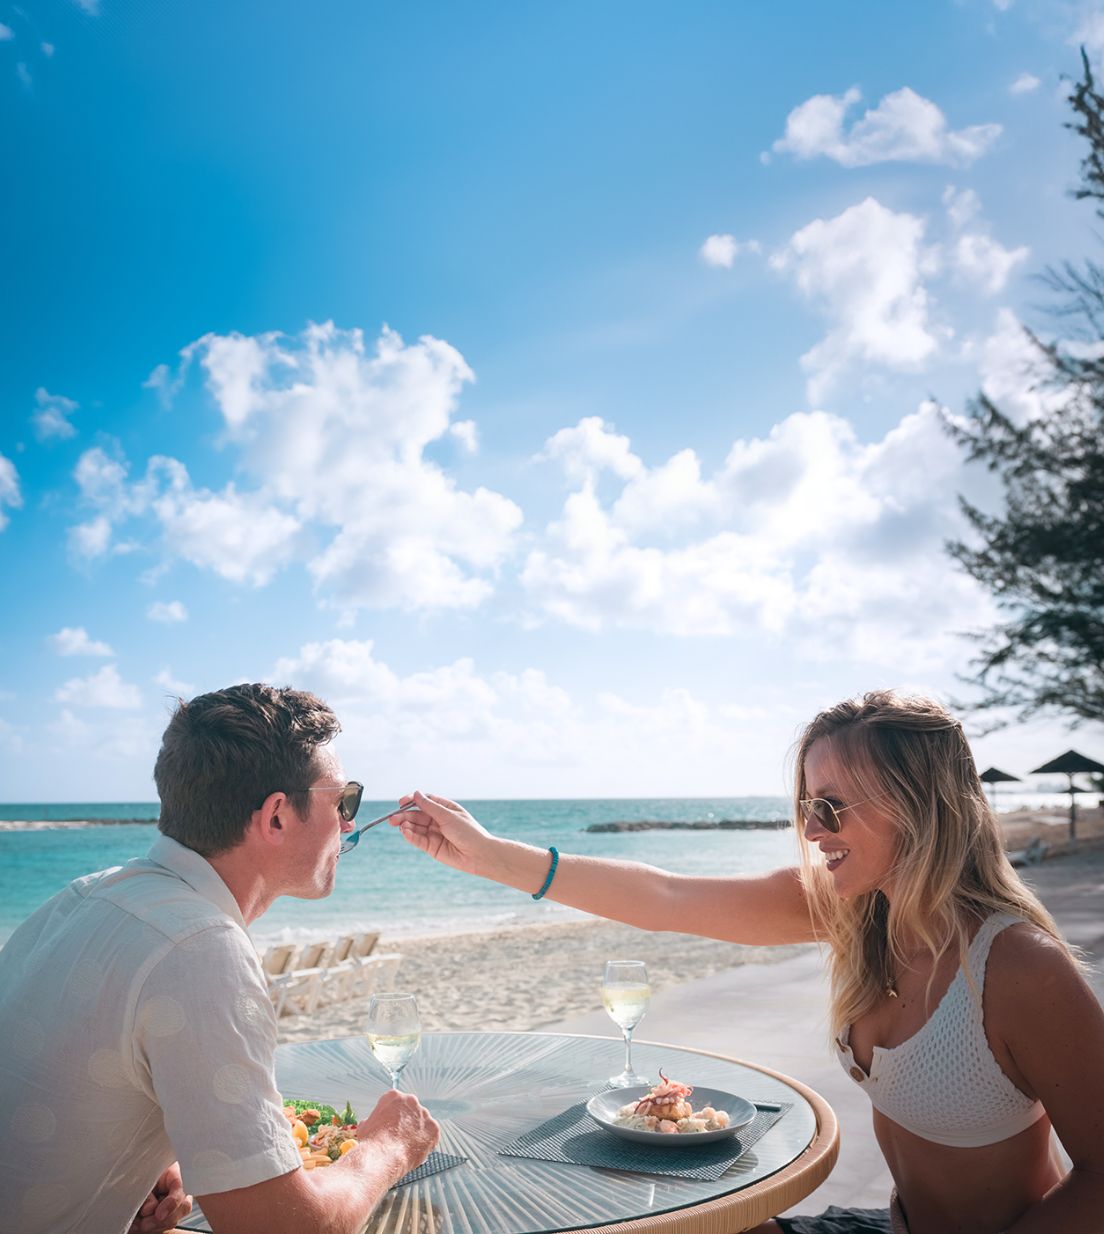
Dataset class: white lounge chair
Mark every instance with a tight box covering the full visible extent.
[269,941,335,1017]
[260,943,299,977]
[352,931,379,958]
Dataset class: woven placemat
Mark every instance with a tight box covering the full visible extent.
[498,1102,790,1181]
[175,1150,466,1231]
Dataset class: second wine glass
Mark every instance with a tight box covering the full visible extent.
[601,959,651,1087]
[366,992,422,1090]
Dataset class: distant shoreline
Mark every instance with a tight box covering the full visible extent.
[0,818,158,830]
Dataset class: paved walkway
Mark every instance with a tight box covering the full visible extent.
[542,845,1104,1218]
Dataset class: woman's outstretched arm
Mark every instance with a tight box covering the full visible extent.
[393,792,818,946]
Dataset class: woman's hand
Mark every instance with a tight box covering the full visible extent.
[392,792,494,876]
[128,1162,193,1234]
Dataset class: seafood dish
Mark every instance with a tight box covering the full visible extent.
[612,1071,731,1134]
[586,1077,757,1145]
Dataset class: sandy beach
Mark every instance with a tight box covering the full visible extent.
[279,805,1103,1044]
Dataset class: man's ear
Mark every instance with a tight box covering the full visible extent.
[250,790,290,848]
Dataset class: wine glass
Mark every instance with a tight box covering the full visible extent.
[366,992,422,1090]
[601,960,651,1087]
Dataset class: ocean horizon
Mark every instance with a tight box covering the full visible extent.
[0,791,1076,949]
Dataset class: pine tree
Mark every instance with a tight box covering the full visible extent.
[945,50,1104,727]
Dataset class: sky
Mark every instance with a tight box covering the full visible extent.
[2,0,1103,801]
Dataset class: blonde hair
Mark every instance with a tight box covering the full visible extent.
[793,690,1072,1039]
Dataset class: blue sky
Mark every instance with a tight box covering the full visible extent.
[2,0,1102,800]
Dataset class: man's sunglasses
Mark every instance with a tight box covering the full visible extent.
[798,796,879,834]
[300,781,365,823]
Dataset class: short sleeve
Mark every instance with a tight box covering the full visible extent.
[133,924,302,1196]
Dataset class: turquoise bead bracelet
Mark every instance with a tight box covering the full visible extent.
[532,846,559,900]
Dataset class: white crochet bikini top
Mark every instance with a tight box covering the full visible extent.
[835,912,1045,1147]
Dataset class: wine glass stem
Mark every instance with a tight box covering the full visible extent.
[622,1026,634,1076]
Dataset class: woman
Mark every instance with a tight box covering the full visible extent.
[392,691,1104,1233]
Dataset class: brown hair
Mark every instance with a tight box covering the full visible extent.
[154,683,341,856]
[792,690,1071,1037]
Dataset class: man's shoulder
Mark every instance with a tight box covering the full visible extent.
[83,859,242,945]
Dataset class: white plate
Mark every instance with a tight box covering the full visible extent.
[585,1085,757,1145]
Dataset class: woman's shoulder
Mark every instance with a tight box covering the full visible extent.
[984,917,1087,1011]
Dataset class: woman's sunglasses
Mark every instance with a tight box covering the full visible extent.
[798,795,878,834]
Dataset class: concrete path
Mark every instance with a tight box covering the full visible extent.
[541,845,1104,1219]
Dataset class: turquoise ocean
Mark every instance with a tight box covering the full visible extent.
[0,798,800,948]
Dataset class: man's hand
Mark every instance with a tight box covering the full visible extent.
[391,792,492,876]
[355,1088,439,1180]
[128,1162,193,1234]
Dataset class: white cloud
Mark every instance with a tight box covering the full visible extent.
[1072,12,1104,60]
[771,197,941,402]
[699,234,760,269]
[267,637,779,786]
[32,387,79,441]
[993,0,1013,10]
[154,668,195,698]
[942,186,981,230]
[152,477,301,586]
[521,404,990,670]
[147,600,188,623]
[0,24,13,39]
[771,86,1000,168]
[16,62,31,88]
[1010,72,1040,94]
[977,308,1070,424]
[0,454,21,531]
[67,514,112,560]
[74,446,131,510]
[539,416,643,485]
[49,627,115,657]
[124,322,522,615]
[73,0,100,14]
[41,42,54,57]
[68,447,301,581]
[55,664,142,710]
[449,419,478,453]
[953,232,1029,294]
[143,363,178,407]
[942,186,1029,294]
[49,707,156,764]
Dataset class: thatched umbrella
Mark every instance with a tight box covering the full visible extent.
[979,766,1020,808]
[1030,749,1104,843]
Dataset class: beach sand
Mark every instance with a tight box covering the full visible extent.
[280,805,1103,1044]
[278,920,810,1042]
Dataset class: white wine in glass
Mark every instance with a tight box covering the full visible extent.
[366,992,421,1090]
[602,960,651,1087]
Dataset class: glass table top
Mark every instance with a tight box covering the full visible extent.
[183,1030,820,1234]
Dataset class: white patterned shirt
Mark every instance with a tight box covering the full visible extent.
[0,834,302,1234]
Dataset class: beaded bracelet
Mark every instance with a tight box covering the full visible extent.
[531,846,559,900]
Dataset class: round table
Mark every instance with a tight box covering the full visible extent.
[272,1031,838,1234]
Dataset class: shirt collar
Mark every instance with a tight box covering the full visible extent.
[146,834,248,932]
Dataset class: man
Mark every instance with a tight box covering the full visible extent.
[0,683,438,1234]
